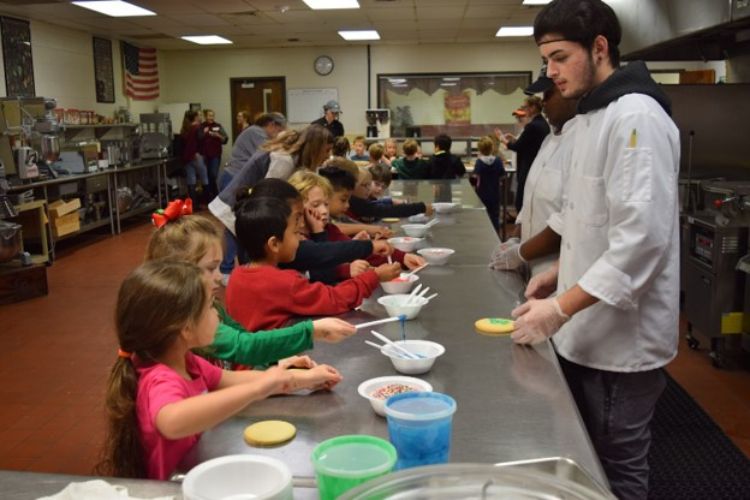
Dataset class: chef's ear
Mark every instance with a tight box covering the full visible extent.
[592,35,609,65]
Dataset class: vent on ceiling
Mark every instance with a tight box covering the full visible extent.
[231,10,260,16]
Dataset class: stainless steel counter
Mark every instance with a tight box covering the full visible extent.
[194,180,608,490]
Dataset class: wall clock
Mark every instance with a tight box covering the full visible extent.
[314,55,334,76]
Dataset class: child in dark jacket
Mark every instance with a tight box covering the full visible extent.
[427,134,466,179]
[348,166,432,221]
[472,136,506,232]
[226,180,401,331]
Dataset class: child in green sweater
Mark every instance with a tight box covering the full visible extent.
[145,204,355,368]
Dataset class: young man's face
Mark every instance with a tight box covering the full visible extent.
[353,140,366,156]
[305,186,330,224]
[328,189,351,217]
[277,202,304,263]
[538,35,597,100]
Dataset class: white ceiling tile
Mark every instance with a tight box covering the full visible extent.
[366,7,415,21]
[415,6,466,20]
[164,14,232,26]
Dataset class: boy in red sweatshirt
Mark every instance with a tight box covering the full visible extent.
[226,192,401,331]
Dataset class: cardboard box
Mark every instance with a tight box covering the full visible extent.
[51,211,80,237]
[48,198,81,219]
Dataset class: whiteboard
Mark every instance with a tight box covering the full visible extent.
[287,88,338,123]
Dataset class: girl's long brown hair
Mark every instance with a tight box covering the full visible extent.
[97,260,208,478]
[286,125,333,170]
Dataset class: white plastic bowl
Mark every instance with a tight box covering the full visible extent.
[357,376,433,416]
[377,294,429,320]
[380,273,419,294]
[183,454,293,500]
[388,236,423,252]
[432,202,459,214]
[408,213,429,223]
[401,224,430,238]
[417,247,455,266]
[382,340,445,375]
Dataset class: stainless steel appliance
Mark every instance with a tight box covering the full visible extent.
[683,181,750,367]
[139,113,171,159]
[0,97,62,180]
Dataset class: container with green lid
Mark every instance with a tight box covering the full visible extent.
[311,434,397,500]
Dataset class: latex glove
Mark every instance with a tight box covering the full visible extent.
[403,253,426,270]
[349,259,371,277]
[489,238,525,270]
[525,263,559,299]
[312,317,357,343]
[510,298,570,345]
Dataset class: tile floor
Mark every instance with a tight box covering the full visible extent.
[0,218,748,476]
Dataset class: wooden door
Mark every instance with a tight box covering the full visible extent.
[679,70,716,84]
[230,77,286,141]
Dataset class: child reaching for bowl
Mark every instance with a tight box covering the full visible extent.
[144,202,357,368]
[98,260,341,480]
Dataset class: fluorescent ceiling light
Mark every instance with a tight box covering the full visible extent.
[496,26,534,37]
[522,0,553,5]
[443,77,461,81]
[303,0,359,9]
[338,30,380,41]
[181,35,233,45]
[440,82,457,87]
[72,1,155,17]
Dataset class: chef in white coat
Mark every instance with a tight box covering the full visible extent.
[511,1,680,498]
[489,63,578,277]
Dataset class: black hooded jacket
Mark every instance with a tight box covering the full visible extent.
[577,61,671,116]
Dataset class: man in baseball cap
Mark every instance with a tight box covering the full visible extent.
[311,99,344,137]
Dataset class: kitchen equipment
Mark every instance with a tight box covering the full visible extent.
[357,376,433,417]
[13,146,38,179]
[340,461,615,499]
[139,113,172,159]
[388,236,423,252]
[0,220,22,263]
[683,209,748,367]
[418,247,455,266]
[381,340,445,375]
[381,273,419,294]
[182,454,293,500]
[378,294,429,320]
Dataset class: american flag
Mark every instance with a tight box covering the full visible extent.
[122,42,159,100]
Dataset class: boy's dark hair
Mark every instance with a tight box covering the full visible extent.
[319,165,357,192]
[533,0,621,67]
[434,134,452,153]
[244,178,302,204]
[234,196,292,261]
[369,163,392,186]
[332,136,350,157]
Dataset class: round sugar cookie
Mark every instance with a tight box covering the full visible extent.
[243,420,296,447]
[475,317,515,336]
[381,217,400,223]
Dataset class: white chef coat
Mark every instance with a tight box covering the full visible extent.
[547,93,680,372]
[517,117,579,276]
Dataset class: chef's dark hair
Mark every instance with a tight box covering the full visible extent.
[533,0,621,67]
[234,196,292,261]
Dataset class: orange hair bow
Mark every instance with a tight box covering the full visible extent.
[151,198,193,229]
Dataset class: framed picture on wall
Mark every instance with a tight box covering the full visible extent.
[1,16,35,97]
[93,37,115,103]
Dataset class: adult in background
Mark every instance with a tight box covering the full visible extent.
[511,1,680,498]
[236,110,251,133]
[490,63,579,277]
[198,109,228,200]
[223,112,287,191]
[179,110,209,205]
[311,100,344,138]
[496,95,550,214]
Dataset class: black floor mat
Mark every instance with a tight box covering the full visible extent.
[648,374,750,499]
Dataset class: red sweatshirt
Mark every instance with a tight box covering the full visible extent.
[324,223,406,279]
[225,264,380,331]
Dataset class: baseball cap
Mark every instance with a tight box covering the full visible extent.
[525,62,554,95]
[324,100,342,113]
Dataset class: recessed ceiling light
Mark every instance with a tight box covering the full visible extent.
[303,0,359,9]
[338,30,380,41]
[495,26,534,37]
[72,1,156,17]
[522,0,553,5]
[181,35,233,45]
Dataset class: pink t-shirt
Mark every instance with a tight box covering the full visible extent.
[135,352,223,480]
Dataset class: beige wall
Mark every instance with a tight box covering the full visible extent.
[0,17,163,117]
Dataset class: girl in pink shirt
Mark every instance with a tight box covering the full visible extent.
[98,260,342,479]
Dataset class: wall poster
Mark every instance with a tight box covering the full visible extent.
[1,16,35,97]
[93,36,115,103]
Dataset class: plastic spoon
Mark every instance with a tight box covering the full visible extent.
[355,315,406,330]
[404,263,429,277]
[425,293,438,302]
[364,340,410,359]
[370,330,422,359]
[425,218,440,228]
[408,286,430,305]
[405,283,423,303]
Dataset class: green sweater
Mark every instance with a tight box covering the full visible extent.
[393,157,429,179]
[206,304,314,366]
